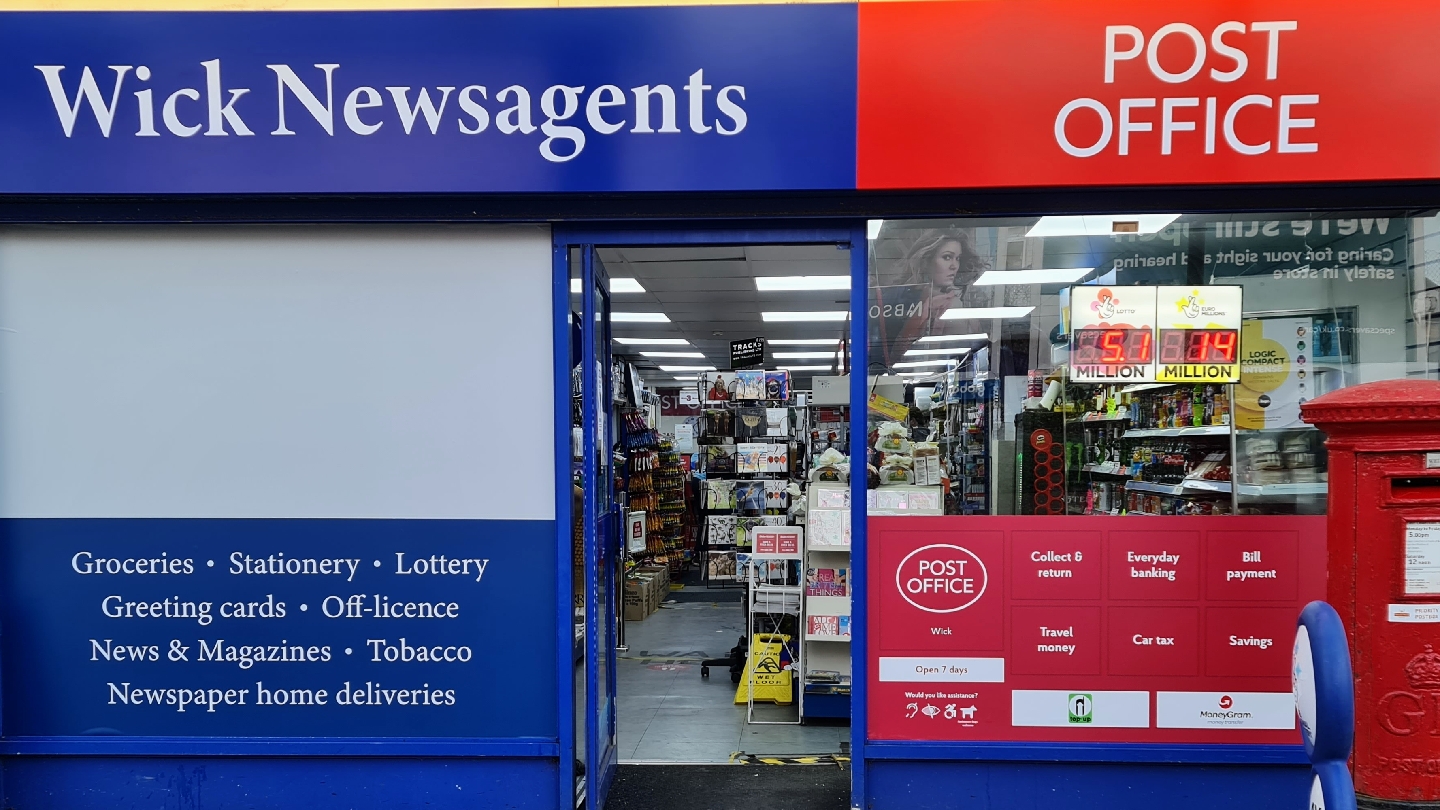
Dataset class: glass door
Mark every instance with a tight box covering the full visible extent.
[579,245,619,809]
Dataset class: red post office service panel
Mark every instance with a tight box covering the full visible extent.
[868,515,1324,744]
[858,0,1440,189]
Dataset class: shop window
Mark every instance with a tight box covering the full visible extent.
[867,213,1439,517]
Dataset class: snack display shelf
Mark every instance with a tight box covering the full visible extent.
[1067,414,1132,424]
[1236,482,1328,497]
[1122,425,1231,439]
[1125,479,1233,496]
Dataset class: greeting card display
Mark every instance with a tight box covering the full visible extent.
[703,443,736,474]
[767,443,789,473]
[805,567,849,597]
[764,480,788,511]
[765,371,789,401]
[734,370,765,400]
[704,479,736,510]
[809,509,851,547]
[734,407,767,439]
[703,372,733,402]
[706,550,737,581]
[735,480,766,513]
[736,443,766,474]
[706,515,737,546]
[766,408,789,436]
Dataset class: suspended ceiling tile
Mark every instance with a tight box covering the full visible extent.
[639,277,757,293]
[745,245,847,261]
[749,259,851,276]
[626,260,754,279]
[619,247,747,263]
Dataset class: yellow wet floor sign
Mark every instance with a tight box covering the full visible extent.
[735,633,793,705]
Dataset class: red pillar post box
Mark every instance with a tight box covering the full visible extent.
[1302,380,1440,809]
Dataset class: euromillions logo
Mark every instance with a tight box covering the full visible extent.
[1177,290,1203,319]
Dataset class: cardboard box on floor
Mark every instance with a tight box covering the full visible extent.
[636,565,670,614]
[624,565,671,621]
[623,578,648,621]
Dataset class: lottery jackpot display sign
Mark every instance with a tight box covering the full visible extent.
[1068,286,1242,384]
[1068,286,1158,383]
[1155,286,1244,383]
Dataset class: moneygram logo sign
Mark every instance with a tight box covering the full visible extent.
[895,544,988,613]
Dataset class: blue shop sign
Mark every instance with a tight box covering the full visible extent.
[0,7,857,193]
[0,518,555,738]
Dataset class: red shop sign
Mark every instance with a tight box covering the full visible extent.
[858,0,1440,189]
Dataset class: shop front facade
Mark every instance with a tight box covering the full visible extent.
[0,2,1436,809]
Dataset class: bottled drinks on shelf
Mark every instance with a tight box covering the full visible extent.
[1060,379,1236,518]
[1127,385,1231,430]
[1127,440,1227,484]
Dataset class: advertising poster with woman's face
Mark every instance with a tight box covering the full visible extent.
[868,225,995,370]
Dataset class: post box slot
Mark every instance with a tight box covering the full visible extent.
[1391,476,1440,503]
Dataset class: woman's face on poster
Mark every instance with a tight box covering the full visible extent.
[929,239,963,291]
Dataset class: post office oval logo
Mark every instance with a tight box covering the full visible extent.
[895,543,988,613]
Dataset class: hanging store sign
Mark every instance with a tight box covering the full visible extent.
[1155,286,1243,383]
[730,338,766,370]
[1068,286,1158,382]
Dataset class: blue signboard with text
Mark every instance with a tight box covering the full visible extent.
[0,518,554,738]
[0,8,856,193]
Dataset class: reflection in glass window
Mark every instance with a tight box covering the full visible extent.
[866,213,1439,518]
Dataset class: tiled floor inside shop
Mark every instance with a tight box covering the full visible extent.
[616,590,848,763]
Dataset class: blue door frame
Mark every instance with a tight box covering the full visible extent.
[550,222,1314,810]
[552,223,870,809]
[580,245,619,809]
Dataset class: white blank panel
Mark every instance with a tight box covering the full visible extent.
[0,224,554,520]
